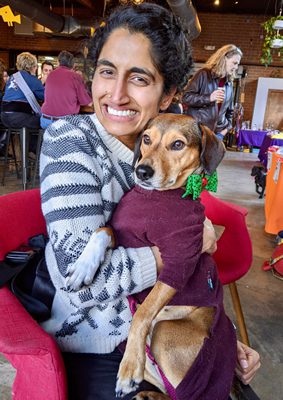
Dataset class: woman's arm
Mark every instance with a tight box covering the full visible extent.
[182,70,212,108]
[40,119,157,308]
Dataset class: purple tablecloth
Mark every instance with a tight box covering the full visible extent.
[237,130,268,147]
[258,135,283,167]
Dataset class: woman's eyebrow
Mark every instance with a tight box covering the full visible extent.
[130,67,155,81]
[97,59,115,68]
[97,59,155,81]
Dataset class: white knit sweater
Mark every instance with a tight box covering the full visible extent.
[40,113,157,353]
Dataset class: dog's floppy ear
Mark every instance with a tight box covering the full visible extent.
[132,118,154,168]
[198,123,226,174]
[132,133,143,168]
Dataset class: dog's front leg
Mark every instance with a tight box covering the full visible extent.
[116,281,176,397]
[67,227,115,290]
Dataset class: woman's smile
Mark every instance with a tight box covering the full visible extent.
[106,105,137,118]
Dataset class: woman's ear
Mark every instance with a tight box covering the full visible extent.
[159,88,177,111]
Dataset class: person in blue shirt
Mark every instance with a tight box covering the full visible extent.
[1,52,44,154]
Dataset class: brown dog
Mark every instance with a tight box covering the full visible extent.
[109,114,236,399]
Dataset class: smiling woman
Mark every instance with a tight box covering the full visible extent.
[39,3,193,399]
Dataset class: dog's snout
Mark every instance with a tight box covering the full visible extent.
[135,165,154,181]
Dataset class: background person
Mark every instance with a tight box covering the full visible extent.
[40,50,92,129]
[182,44,242,141]
[0,59,6,104]
[39,5,258,399]
[1,52,44,154]
[39,60,54,86]
[3,69,9,86]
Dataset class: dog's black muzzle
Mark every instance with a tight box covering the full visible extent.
[135,164,154,181]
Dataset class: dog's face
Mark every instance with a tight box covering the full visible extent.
[133,114,225,190]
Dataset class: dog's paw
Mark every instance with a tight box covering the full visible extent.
[66,259,100,291]
[67,230,111,291]
[115,356,145,397]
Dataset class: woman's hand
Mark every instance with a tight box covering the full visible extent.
[210,88,225,103]
[235,341,261,385]
[202,217,217,254]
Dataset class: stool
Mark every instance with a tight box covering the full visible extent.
[0,126,20,185]
[1,127,43,190]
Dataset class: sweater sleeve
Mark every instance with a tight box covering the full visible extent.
[40,119,157,308]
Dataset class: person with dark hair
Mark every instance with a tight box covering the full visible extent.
[39,4,259,399]
[40,50,92,129]
[183,44,243,141]
[39,60,54,85]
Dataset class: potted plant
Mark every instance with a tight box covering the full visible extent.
[261,15,283,66]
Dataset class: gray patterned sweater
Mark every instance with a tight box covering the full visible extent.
[40,113,157,353]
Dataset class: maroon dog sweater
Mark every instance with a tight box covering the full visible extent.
[110,185,237,400]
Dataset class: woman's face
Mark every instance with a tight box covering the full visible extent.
[92,28,174,148]
[3,71,8,83]
[225,54,241,76]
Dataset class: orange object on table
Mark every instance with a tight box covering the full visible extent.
[265,151,283,234]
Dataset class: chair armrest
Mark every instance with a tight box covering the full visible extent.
[0,286,52,354]
[0,286,67,400]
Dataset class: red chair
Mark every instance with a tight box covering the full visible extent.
[0,189,67,400]
[200,190,252,346]
[0,189,252,399]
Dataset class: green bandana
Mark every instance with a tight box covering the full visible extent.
[182,171,218,200]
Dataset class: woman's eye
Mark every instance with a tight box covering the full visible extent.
[99,69,114,77]
[143,134,151,145]
[132,76,149,86]
[171,140,185,150]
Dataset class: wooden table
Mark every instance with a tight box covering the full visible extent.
[265,151,283,234]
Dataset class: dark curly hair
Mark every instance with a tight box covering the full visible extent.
[88,3,193,95]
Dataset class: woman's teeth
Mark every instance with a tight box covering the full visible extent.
[108,106,136,117]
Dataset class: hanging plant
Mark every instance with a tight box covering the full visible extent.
[261,15,283,66]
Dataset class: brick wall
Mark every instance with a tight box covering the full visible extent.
[191,12,283,122]
[0,10,282,121]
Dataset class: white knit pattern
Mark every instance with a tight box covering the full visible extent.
[40,114,157,353]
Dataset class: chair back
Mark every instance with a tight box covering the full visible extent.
[200,190,253,284]
[0,189,46,261]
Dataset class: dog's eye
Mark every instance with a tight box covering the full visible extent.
[171,140,185,151]
[143,134,151,145]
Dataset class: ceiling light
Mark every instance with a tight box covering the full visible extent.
[214,0,220,6]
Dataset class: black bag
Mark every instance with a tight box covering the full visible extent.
[0,234,55,322]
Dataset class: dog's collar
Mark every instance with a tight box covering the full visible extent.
[182,171,218,200]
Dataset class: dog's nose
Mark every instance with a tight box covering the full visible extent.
[135,165,154,181]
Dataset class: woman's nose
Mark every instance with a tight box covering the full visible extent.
[110,79,129,104]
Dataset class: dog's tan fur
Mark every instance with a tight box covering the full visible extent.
[113,114,225,399]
